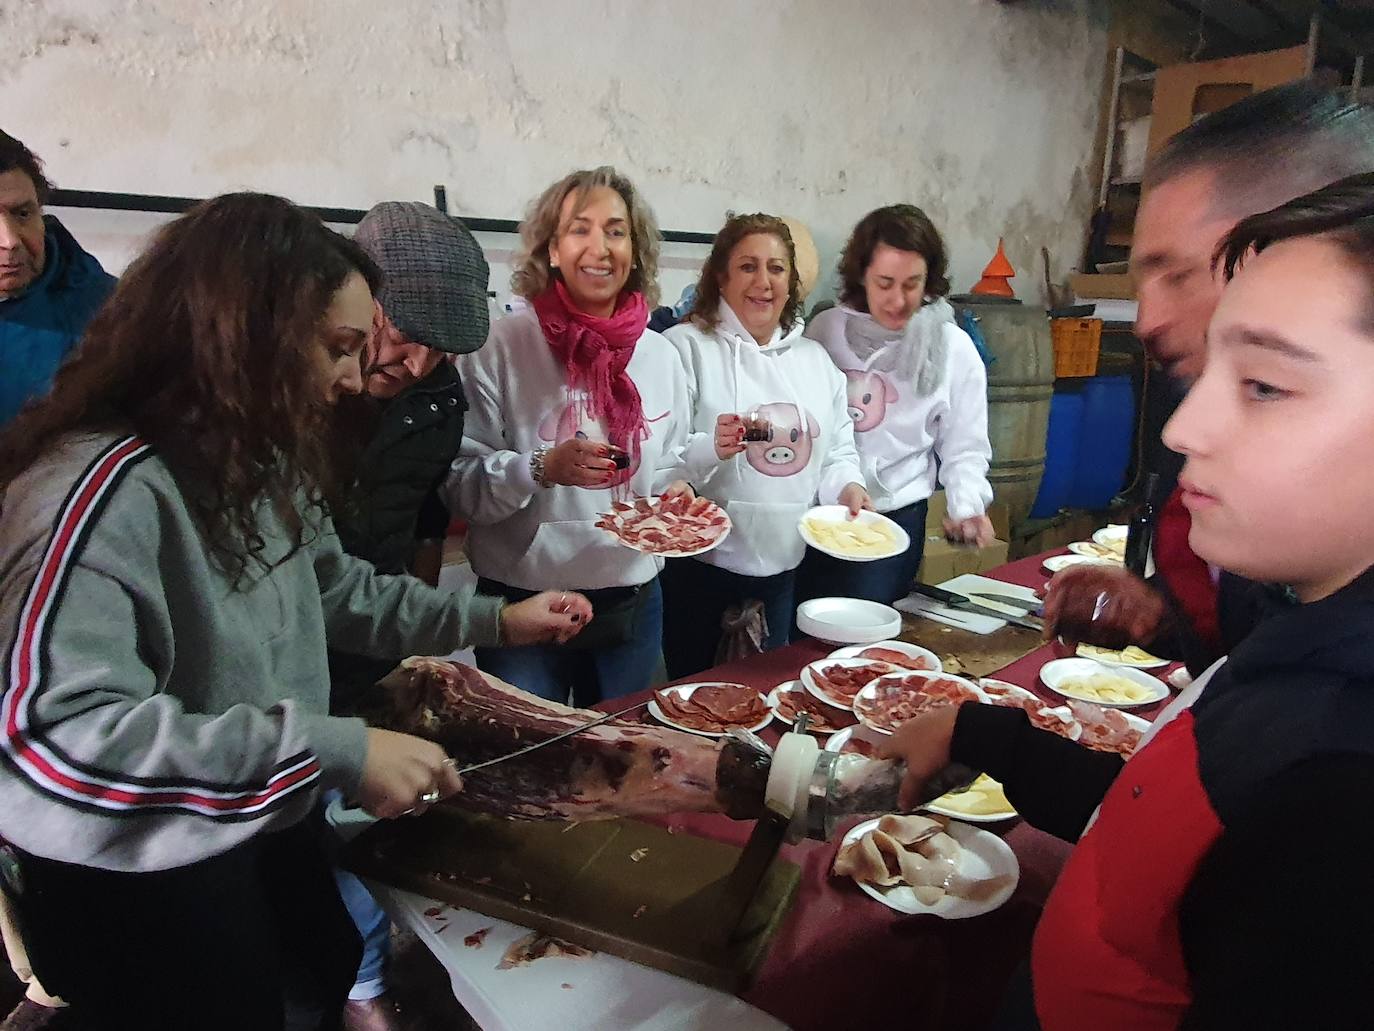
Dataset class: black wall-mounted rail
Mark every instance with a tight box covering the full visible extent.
[48,186,717,245]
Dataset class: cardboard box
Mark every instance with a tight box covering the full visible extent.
[1147,47,1307,157]
[918,536,1010,585]
[924,491,1009,541]
[1070,273,1135,301]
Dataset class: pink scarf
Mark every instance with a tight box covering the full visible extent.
[533,280,648,466]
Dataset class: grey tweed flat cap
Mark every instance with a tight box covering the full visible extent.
[354,201,490,354]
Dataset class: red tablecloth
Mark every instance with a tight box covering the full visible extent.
[602,551,1176,1031]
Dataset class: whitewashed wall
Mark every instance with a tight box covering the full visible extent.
[13,0,1109,308]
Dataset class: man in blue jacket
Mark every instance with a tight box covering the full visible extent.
[0,130,116,426]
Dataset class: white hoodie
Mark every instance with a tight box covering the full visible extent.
[664,303,864,577]
[805,304,992,521]
[445,307,691,591]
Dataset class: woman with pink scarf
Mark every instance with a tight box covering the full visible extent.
[446,167,694,705]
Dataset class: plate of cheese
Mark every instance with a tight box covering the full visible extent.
[1075,643,1169,669]
[799,506,909,562]
[1039,658,1168,708]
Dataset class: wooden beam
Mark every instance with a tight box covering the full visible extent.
[1249,0,1366,58]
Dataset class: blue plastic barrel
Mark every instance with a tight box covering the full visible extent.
[1029,388,1084,518]
[1065,375,1135,509]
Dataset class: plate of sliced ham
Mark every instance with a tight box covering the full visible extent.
[978,679,1148,756]
[766,680,856,735]
[828,640,943,673]
[596,495,731,558]
[1067,701,1148,756]
[801,657,898,711]
[648,683,772,737]
[852,672,989,734]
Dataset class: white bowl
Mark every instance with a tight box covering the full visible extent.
[796,597,902,645]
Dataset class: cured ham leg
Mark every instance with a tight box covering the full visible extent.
[371,658,772,822]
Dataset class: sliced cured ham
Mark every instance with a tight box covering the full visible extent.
[654,684,770,733]
[857,647,936,671]
[597,495,731,556]
[810,661,895,705]
[854,674,982,732]
[1069,701,1144,756]
[772,686,856,733]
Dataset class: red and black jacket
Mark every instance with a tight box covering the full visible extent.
[954,567,1374,1030]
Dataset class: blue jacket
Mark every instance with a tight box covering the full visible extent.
[0,215,116,426]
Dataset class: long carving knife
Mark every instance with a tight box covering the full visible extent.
[452,699,651,776]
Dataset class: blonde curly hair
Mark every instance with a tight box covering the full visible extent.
[511,166,662,309]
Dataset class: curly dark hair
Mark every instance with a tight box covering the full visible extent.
[0,129,52,203]
[836,204,950,312]
[0,192,381,584]
[686,212,803,334]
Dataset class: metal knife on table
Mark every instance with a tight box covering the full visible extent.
[907,582,1045,632]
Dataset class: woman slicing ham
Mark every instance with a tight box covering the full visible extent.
[661,213,868,678]
[448,167,694,706]
[799,204,995,605]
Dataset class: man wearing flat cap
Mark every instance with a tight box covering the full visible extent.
[328,200,489,1031]
[339,200,490,581]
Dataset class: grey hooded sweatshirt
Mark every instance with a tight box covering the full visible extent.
[0,431,502,872]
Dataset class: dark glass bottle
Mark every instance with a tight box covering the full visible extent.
[1124,472,1160,576]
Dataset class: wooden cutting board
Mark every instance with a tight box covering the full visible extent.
[344,806,800,993]
[895,614,1043,678]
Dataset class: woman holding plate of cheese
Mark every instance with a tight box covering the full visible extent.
[799,204,995,604]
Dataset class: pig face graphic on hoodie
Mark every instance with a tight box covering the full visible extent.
[843,369,899,432]
[744,402,819,478]
[538,390,665,487]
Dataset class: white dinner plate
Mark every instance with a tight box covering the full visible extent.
[1091,524,1129,548]
[1038,658,1168,709]
[647,683,773,738]
[1075,643,1170,670]
[798,506,909,562]
[1067,541,1125,562]
[795,597,903,645]
[1042,553,1117,574]
[766,681,850,735]
[599,496,732,559]
[827,640,942,673]
[851,671,989,735]
[800,657,897,712]
[837,818,1020,919]
[923,773,1018,824]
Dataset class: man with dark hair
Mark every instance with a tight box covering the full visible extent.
[0,130,115,426]
[1045,82,1374,669]
[326,200,489,1031]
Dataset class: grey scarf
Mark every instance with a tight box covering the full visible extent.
[841,299,954,397]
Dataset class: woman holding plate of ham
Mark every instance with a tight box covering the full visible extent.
[662,213,868,678]
[447,167,695,706]
[799,204,994,604]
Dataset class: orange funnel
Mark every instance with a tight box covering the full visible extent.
[971,238,1016,297]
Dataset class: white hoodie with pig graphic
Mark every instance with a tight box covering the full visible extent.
[664,303,864,577]
[806,304,992,522]
[446,307,691,591]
